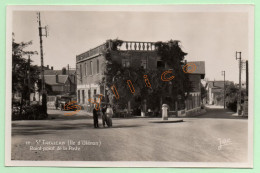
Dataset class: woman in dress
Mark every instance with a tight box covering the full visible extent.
[106,104,113,127]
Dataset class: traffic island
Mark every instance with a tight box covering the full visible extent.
[149,119,184,123]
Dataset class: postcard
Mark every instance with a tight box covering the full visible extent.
[5,5,254,167]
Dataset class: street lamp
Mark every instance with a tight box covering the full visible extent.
[221,71,226,109]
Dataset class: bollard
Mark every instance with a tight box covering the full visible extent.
[162,104,168,120]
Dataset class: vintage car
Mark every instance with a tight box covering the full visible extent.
[56,96,77,111]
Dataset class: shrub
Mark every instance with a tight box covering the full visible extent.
[12,104,48,120]
[227,101,237,112]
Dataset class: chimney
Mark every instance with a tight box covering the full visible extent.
[67,64,70,75]
[62,67,67,75]
[56,73,58,83]
[47,65,49,69]
[51,66,53,70]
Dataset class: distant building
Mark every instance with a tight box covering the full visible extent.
[206,80,233,106]
[44,66,77,96]
[76,40,205,115]
[30,66,77,108]
[43,65,54,70]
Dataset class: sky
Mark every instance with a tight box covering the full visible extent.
[12,10,249,83]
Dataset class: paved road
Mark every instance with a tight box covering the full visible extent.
[11,108,248,162]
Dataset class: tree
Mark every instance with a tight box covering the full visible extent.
[100,39,190,113]
[12,34,40,116]
[225,83,239,112]
[225,83,238,102]
[154,40,191,105]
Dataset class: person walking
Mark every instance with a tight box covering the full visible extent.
[93,108,99,128]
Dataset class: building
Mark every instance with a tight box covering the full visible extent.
[184,61,205,116]
[44,66,77,96]
[30,66,77,109]
[206,80,233,106]
[76,40,205,116]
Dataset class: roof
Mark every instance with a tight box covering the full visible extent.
[185,61,205,79]
[207,81,233,89]
[44,70,76,75]
[187,61,205,75]
[44,75,69,85]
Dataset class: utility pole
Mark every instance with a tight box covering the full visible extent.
[37,12,48,115]
[221,71,226,109]
[246,60,248,96]
[245,60,249,117]
[236,51,242,115]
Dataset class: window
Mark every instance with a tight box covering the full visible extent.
[80,64,82,79]
[97,59,99,74]
[141,59,148,69]
[85,62,87,76]
[157,60,165,69]
[90,61,93,75]
[78,90,80,103]
[88,90,91,102]
[82,90,85,104]
[122,59,130,67]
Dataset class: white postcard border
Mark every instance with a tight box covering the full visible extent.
[5,4,254,168]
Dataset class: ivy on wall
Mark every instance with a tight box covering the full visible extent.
[100,39,192,111]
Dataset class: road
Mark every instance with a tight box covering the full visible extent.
[11,107,248,162]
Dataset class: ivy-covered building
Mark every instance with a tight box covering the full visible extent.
[76,39,205,116]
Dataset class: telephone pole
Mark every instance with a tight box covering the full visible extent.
[221,71,226,109]
[236,51,242,115]
[37,12,48,115]
[246,60,248,96]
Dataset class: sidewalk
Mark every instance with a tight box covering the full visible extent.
[205,104,224,109]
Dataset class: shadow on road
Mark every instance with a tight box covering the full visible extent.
[110,125,142,128]
[48,113,93,120]
[186,107,248,120]
[12,121,143,136]
[12,122,92,136]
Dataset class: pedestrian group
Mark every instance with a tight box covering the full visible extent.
[93,104,113,128]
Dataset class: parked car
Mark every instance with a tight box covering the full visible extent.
[56,96,76,111]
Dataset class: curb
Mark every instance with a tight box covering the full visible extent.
[149,119,184,123]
